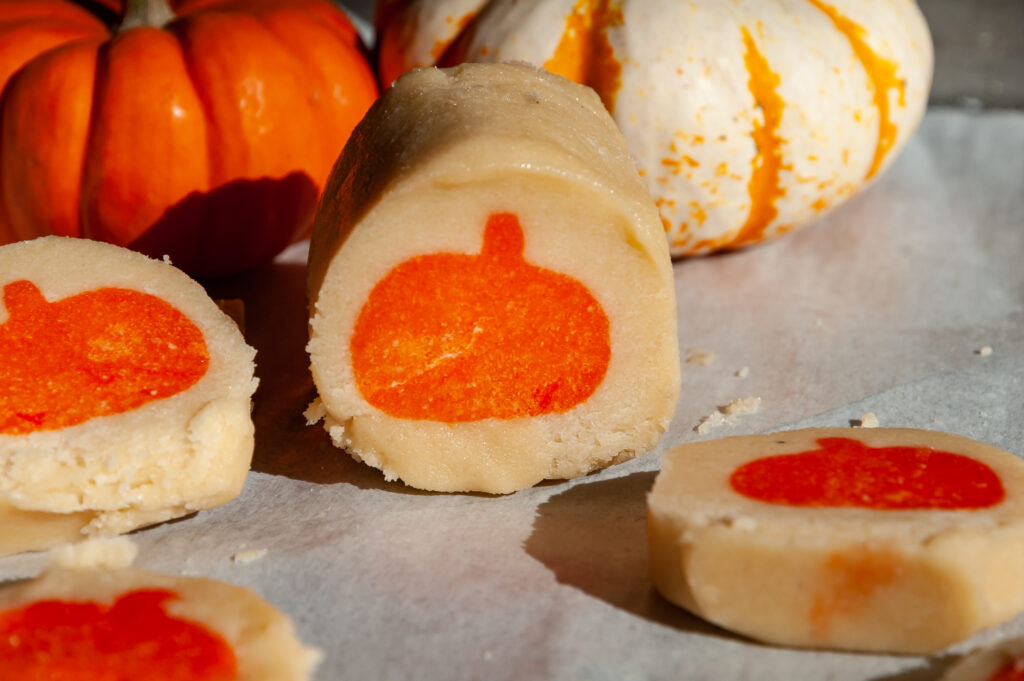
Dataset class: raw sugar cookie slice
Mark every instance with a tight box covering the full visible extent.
[0,236,258,556]
[307,62,680,493]
[647,428,1024,654]
[0,566,319,680]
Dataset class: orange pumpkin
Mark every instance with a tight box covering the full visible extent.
[0,0,378,277]
[376,0,933,256]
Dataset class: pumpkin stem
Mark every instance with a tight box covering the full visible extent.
[120,0,176,31]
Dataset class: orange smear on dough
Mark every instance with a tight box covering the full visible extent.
[0,281,209,435]
[732,27,787,248]
[0,589,237,680]
[809,549,904,636]
[351,213,611,422]
[730,437,1006,510]
[990,660,1024,681]
[806,0,906,179]
[544,0,623,112]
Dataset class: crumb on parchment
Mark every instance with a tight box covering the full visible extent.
[232,548,268,564]
[695,397,762,434]
[685,348,716,366]
[855,412,880,428]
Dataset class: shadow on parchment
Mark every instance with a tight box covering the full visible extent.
[203,260,425,495]
[524,470,747,643]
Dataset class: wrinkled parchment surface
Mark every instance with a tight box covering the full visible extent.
[2,108,1022,681]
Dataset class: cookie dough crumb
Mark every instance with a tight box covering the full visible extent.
[723,397,761,416]
[48,537,138,571]
[857,412,880,428]
[735,366,750,378]
[686,348,716,366]
[696,411,728,434]
[232,548,268,564]
[976,346,993,357]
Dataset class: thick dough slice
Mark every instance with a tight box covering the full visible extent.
[647,428,1024,653]
[0,236,258,555]
[0,565,319,680]
[307,62,680,494]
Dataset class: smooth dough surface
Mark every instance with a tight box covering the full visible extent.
[648,427,1024,654]
[307,62,680,493]
[0,236,258,555]
[0,566,320,681]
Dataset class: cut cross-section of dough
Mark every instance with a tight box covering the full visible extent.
[307,62,680,494]
[0,236,258,555]
[648,428,1024,653]
[0,565,319,680]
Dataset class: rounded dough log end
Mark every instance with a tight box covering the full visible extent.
[308,62,680,493]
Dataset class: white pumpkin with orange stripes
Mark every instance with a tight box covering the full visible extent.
[376,0,933,255]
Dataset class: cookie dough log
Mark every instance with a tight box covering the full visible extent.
[648,428,1024,654]
[307,62,680,494]
[0,237,258,556]
[0,566,319,680]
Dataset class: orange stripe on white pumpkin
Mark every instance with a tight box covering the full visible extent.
[733,27,787,248]
[805,0,906,180]
[543,0,623,112]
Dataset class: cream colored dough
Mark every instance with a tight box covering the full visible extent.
[0,565,320,681]
[648,428,1024,654]
[0,237,258,555]
[307,62,680,494]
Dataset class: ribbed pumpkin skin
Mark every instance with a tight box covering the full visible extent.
[376,0,933,256]
[0,0,378,277]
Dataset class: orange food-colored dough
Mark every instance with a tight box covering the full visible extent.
[729,436,1005,510]
[0,280,209,435]
[351,212,610,421]
[0,589,237,681]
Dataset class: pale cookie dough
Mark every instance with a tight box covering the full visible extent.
[0,236,258,555]
[307,62,680,494]
[647,427,1024,653]
[0,564,320,680]
[940,637,1024,681]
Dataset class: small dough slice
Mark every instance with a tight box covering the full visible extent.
[0,565,319,680]
[307,62,680,494]
[648,428,1024,653]
[940,638,1024,681]
[0,236,258,555]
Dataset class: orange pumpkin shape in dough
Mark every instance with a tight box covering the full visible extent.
[351,213,610,422]
[0,589,237,680]
[730,437,1006,510]
[0,279,208,435]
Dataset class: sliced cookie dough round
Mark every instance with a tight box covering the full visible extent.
[0,236,258,555]
[0,565,319,680]
[647,427,1024,654]
[306,62,680,494]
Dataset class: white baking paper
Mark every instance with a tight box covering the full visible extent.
[1,108,1022,681]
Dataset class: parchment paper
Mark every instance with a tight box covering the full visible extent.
[1,108,1022,681]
